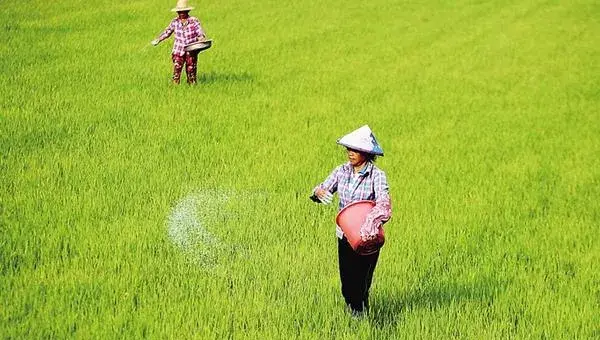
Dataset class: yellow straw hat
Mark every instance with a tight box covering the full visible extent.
[171,0,194,12]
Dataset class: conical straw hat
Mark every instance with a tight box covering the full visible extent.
[171,0,194,12]
[337,125,384,156]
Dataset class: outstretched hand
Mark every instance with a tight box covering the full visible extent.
[151,39,160,46]
[315,188,333,205]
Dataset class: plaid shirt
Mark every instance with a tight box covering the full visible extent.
[313,162,392,238]
[158,17,205,56]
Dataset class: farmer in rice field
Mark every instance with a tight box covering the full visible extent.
[311,125,392,317]
[151,0,206,84]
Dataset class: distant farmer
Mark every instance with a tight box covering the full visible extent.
[151,0,206,84]
[311,125,392,317]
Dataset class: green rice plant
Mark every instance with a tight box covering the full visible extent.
[1,0,599,338]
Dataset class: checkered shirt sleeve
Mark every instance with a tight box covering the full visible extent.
[360,169,392,235]
[313,165,343,196]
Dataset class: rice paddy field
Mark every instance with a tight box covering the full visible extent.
[1,0,599,338]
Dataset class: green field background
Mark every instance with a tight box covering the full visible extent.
[1,0,599,338]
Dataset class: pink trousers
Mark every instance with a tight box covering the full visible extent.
[172,52,198,84]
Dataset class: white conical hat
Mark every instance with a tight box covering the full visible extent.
[337,125,384,156]
[172,0,194,11]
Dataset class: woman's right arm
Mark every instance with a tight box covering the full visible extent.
[157,20,176,42]
[310,166,341,203]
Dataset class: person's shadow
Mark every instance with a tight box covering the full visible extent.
[369,275,507,328]
[197,71,253,84]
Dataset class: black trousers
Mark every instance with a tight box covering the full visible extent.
[338,236,380,312]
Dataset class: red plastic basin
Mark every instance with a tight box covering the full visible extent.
[335,200,385,255]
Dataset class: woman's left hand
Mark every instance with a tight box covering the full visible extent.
[360,226,378,242]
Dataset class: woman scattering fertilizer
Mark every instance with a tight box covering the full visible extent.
[311,125,392,317]
[151,0,206,84]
